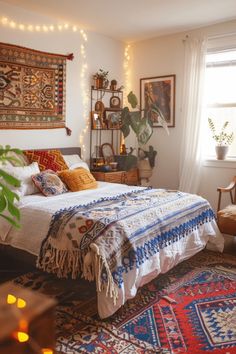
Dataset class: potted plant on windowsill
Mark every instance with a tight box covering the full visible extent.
[208,118,234,160]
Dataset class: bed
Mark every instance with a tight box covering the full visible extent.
[0,147,224,319]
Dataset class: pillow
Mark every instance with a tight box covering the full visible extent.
[32,170,68,197]
[0,162,40,197]
[24,149,68,172]
[63,154,90,171]
[58,168,97,192]
[7,151,29,166]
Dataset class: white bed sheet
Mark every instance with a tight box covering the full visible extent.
[0,182,140,255]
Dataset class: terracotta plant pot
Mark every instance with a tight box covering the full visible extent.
[95,78,104,89]
[215,146,229,160]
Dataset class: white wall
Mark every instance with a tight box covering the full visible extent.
[0,1,125,161]
[131,33,184,190]
[132,20,236,211]
[1,2,235,211]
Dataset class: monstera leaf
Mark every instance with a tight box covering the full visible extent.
[120,92,169,146]
[137,118,153,145]
[127,91,138,108]
[0,145,22,228]
[120,107,131,138]
[120,93,153,146]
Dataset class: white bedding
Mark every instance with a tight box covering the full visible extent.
[0,182,224,318]
[0,182,140,255]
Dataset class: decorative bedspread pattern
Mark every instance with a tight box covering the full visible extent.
[37,189,215,303]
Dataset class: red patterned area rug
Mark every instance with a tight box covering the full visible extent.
[12,250,236,354]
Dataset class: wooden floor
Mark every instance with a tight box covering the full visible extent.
[0,251,35,284]
[0,235,235,285]
[223,234,236,255]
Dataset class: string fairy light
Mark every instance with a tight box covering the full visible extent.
[19,23,25,31]
[1,13,89,158]
[0,15,81,33]
[123,44,132,106]
[79,30,90,158]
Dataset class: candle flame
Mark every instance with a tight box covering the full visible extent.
[7,294,16,304]
[17,298,26,308]
[42,349,53,354]
[13,331,29,343]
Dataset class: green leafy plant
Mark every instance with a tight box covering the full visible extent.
[93,69,109,80]
[118,92,169,170]
[0,145,22,227]
[208,118,234,146]
[120,91,169,146]
[93,69,109,89]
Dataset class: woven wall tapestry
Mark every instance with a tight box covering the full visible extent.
[0,42,73,130]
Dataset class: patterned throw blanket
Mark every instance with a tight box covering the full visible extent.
[37,189,215,303]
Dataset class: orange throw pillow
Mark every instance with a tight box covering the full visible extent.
[58,168,97,191]
[24,149,68,172]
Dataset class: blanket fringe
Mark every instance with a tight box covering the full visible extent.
[37,241,119,305]
[37,242,84,279]
[90,243,119,305]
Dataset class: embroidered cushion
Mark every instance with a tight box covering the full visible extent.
[32,170,68,196]
[58,168,97,192]
[24,149,68,172]
[1,162,40,196]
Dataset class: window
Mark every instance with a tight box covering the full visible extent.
[204,49,236,158]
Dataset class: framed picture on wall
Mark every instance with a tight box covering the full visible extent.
[140,74,175,127]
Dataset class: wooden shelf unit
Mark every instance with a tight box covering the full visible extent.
[91,168,139,186]
[90,86,124,170]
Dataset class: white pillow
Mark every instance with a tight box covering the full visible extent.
[63,154,90,171]
[1,162,40,197]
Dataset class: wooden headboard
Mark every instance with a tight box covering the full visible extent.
[58,147,81,157]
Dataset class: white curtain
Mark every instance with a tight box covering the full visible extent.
[179,36,207,194]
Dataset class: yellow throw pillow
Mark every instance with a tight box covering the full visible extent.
[58,168,97,192]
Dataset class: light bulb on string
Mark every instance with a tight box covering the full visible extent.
[0,15,85,34]
[19,24,25,30]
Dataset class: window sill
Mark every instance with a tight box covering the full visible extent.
[204,157,236,168]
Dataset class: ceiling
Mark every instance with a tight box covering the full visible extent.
[2,0,236,42]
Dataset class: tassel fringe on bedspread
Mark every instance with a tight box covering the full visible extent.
[37,189,216,304]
